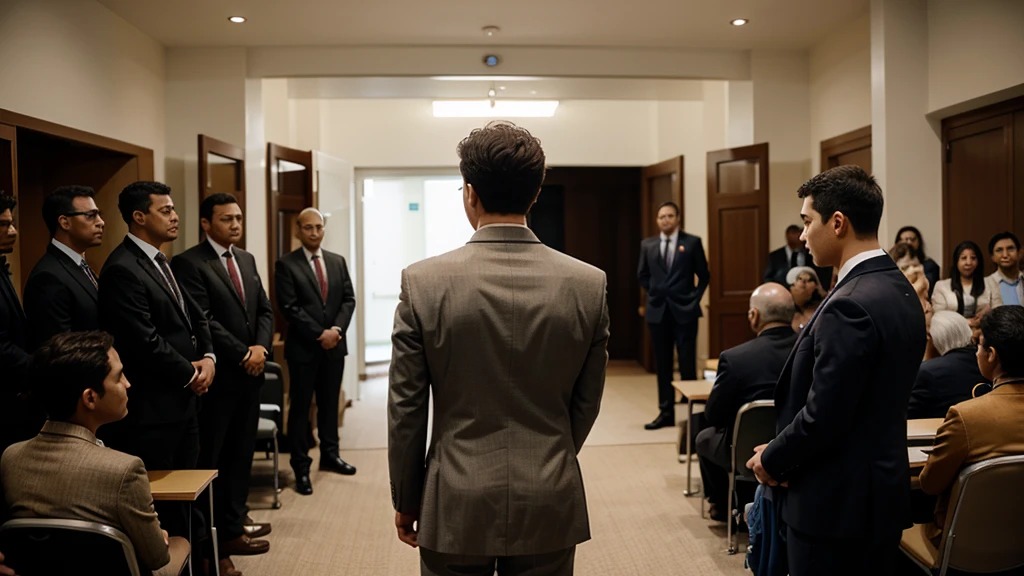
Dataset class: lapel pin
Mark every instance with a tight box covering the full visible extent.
[678,245,685,253]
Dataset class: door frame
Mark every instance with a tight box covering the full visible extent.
[820,126,871,172]
[198,134,246,246]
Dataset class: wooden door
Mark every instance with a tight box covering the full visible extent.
[707,143,769,358]
[266,143,313,336]
[0,123,18,291]
[821,126,871,174]
[198,135,246,248]
[639,156,683,372]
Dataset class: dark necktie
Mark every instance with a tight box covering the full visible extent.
[312,254,328,301]
[224,251,246,307]
[80,259,98,289]
[790,250,799,268]
[154,252,189,322]
[663,238,671,269]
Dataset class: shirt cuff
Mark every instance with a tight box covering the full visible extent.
[204,353,217,364]
[331,326,344,337]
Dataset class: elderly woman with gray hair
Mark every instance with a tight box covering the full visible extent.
[908,311,990,419]
[786,266,825,332]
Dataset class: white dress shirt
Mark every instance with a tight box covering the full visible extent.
[784,245,807,268]
[206,237,234,274]
[837,248,889,285]
[51,238,88,268]
[660,229,681,269]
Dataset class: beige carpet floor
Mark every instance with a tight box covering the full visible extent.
[237,362,746,576]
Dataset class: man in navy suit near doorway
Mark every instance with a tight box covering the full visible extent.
[637,201,710,430]
[746,166,927,575]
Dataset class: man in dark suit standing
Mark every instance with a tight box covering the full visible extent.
[172,193,273,568]
[764,224,833,289]
[637,201,710,430]
[24,186,104,350]
[747,166,927,575]
[98,181,216,538]
[696,282,796,521]
[0,193,33,453]
[275,207,357,495]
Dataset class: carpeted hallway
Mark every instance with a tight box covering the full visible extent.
[236,362,749,575]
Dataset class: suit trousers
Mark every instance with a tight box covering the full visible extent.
[198,381,262,541]
[786,525,900,576]
[420,547,575,576]
[287,354,344,473]
[695,426,731,506]
[648,311,698,415]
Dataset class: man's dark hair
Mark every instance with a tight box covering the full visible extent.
[797,166,883,238]
[456,121,546,215]
[895,225,929,261]
[0,193,16,213]
[657,201,680,217]
[31,331,114,421]
[42,186,96,236]
[980,306,1024,377]
[888,242,917,263]
[118,181,171,225]
[200,193,239,222]
[988,231,1021,256]
[950,241,986,302]
[786,224,802,235]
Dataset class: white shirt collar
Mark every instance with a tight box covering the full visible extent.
[207,237,232,259]
[51,238,86,264]
[995,269,1023,285]
[837,248,889,284]
[302,246,324,261]
[659,228,680,243]
[127,233,163,262]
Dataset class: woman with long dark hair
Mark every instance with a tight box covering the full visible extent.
[932,240,1002,318]
[896,226,940,294]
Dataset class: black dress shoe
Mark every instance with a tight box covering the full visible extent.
[320,455,357,475]
[644,413,675,430]
[295,473,313,495]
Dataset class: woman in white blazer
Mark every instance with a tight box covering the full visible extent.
[932,240,1002,318]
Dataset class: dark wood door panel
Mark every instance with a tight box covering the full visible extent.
[199,134,246,248]
[716,313,753,355]
[718,206,763,297]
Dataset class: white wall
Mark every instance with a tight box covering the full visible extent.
[928,0,1024,115]
[0,0,165,176]
[809,14,872,173]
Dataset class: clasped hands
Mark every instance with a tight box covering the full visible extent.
[189,357,216,395]
[241,345,268,376]
[745,443,788,487]
[317,329,342,350]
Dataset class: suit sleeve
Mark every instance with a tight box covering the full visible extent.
[919,406,969,496]
[172,256,246,364]
[98,265,195,387]
[333,256,357,333]
[703,353,736,428]
[570,276,610,453]
[274,259,324,342]
[0,302,30,388]
[253,260,275,352]
[23,272,73,347]
[763,253,778,283]
[692,237,710,303]
[116,458,170,571]
[760,298,877,482]
[388,269,431,514]
[906,366,934,420]
[183,287,214,357]
[637,242,651,292]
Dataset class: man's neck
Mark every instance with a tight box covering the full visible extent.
[53,234,87,255]
[302,243,321,255]
[836,238,882,271]
[998,265,1021,279]
[786,243,802,251]
[757,322,790,336]
[129,228,163,250]
[477,213,527,228]
[661,227,679,237]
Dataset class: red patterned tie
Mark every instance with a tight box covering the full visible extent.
[312,254,328,301]
[224,251,246,307]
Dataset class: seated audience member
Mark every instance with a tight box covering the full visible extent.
[889,242,932,316]
[896,226,940,295]
[932,240,1001,319]
[909,312,988,419]
[0,331,188,576]
[786,266,824,332]
[696,283,797,521]
[918,306,1024,542]
[985,232,1022,307]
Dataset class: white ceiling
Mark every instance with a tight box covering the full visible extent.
[97,0,868,50]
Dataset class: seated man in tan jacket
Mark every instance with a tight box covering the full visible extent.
[919,305,1024,542]
[1,331,189,576]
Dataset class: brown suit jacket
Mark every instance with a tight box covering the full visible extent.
[919,380,1024,539]
[1,421,171,572]
[388,225,609,556]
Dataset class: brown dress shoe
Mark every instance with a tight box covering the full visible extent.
[220,534,270,556]
[243,522,272,538]
[220,558,243,576]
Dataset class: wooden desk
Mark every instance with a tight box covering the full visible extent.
[705,358,719,372]
[149,470,220,576]
[672,380,715,497]
[908,418,943,442]
[908,447,930,469]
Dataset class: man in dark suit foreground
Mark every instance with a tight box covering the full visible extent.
[172,193,273,570]
[24,186,104,350]
[98,181,216,538]
[275,207,357,496]
[637,201,710,430]
[0,194,33,454]
[747,166,926,575]
[696,282,796,521]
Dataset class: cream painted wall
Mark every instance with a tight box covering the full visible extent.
[809,14,872,173]
[928,0,1024,115]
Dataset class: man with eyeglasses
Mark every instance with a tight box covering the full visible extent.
[0,192,34,455]
[24,186,105,350]
[274,207,357,495]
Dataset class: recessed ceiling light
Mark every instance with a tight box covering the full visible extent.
[482,25,500,37]
[228,16,247,23]
[488,88,497,97]
[730,18,748,26]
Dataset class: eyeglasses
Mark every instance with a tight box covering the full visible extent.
[794,276,817,285]
[64,210,103,222]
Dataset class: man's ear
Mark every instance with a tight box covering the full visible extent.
[132,210,147,227]
[81,388,98,411]
[200,218,211,233]
[466,183,479,208]
[59,215,72,232]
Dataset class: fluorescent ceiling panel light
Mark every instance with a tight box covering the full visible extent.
[431,76,545,82]
[433,100,559,118]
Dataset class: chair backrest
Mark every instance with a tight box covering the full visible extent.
[0,518,140,576]
[938,454,1024,574]
[261,361,285,421]
[731,400,777,479]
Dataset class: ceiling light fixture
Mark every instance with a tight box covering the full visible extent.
[730,18,748,26]
[228,16,247,23]
[499,86,506,91]
[431,76,543,82]
[488,88,497,97]
[482,25,500,37]
[433,100,559,118]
